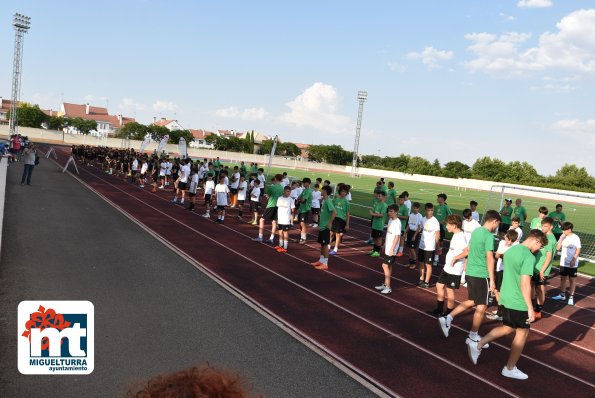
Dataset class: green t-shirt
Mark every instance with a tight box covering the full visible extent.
[512,206,527,223]
[530,217,543,229]
[534,233,557,276]
[371,202,388,231]
[386,189,398,206]
[240,165,247,174]
[333,196,350,221]
[266,184,284,208]
[466,227,495,278]
[319,198,336,231]
[398,204,409,230]
[250,165,258,173]
[500,206,513,224]
[434,203,452,226]
[500,244,536,311]
[550,211,566,234]
[380,184,388,194]
[298,187,312,213]
[213,160,221,171]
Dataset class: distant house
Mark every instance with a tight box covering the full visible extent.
[295,143,310,159]
[59,102,135,137]
[189,129,214,148]
[236,131,271,154]
[0,97,14,124]
[152,118,185,131]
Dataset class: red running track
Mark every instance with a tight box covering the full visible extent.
[47,146,595,397]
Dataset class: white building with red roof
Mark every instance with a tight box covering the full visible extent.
[59,102,135,137]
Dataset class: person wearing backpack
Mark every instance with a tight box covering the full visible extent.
[20,143,37,186]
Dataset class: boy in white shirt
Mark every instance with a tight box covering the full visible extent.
[281,172,290,188]
[430,215,467,316]
[172,158,191,205]
[374,205,401,294]
[131,155,139,184]
[310,184,322,227]
[402,191,412,212]
[510,217,523,242]
[552,222,582,306]
[486,229,519,321]
[463,208,481,243]
[202,174,215,218]
[158,157,167,189]
[470,201,480,222]
[139,158,148,188]
[229,166,241,208]
[249,177,261,225]
[275,186,295,253]
[418,203,440,288]
[236,174,248,220]
[165,159,172,187]
[214,175,231,224]
[187,166,199,211]
[405,202,423,269]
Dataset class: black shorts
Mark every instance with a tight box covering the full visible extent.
[499,223,510,234]
[189,192,196,197]
[439,226,446,241]
[311,208,320,215]
[263,207,278,221]
[238,200,245,206]
[250,201,260,212]
[230,188,238,195]
[332,218,347,234]
[384,255,397,265]
[278,224,291,232]
[495,270,504,291]
[160,175,165,180]
[532,272,546,286]
[140,173,146,178]
[318,229,330,245]
[178,182,188,190]
[559,266,577,278]
[204,194,212,204]
[417,249,435,264]
[298,211,310,223]
[466,275,490,306]
[501,306,530,329]
[371,229,383,239]
[216,205,226,210]
[437,269,462,289]
[406,230,420,248]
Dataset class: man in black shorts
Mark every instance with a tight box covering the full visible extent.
[467,230,546,380]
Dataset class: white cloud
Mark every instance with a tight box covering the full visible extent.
[517,0,553,8]
[214,106,268,121]
[552,119,595,170]
[279,82,351,133]
[499,13,517,22]
[152,100,179,112]
[387,61,407,73]
[405,46,454,69]
[464,9,595,77]
[119,98,146,111]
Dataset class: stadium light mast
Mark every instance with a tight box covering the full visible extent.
[9,13,31,137]
[351,90,367,177]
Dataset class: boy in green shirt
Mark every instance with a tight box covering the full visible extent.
[434,193,452,265]
[550,204,566,241]
[467,229,547,380]
[311,186,336,270]
[329,184,351,255]
[529,206,548,229]
[499,198,513,236]
[364,188,382,245]
[252,174,283,244]
[296,178,312,244]
[532,217,557,319]
[439,210,501,345]
[369,191,388,258]
[512,198,527,225]
[396,194,409,257]
[386,182,398,206]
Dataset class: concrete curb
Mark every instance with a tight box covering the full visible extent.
[0,156,8,259]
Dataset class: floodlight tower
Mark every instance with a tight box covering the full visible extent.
[351,90,367,177]
[9,13,31,136]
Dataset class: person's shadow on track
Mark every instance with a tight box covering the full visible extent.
[531,307,594,355]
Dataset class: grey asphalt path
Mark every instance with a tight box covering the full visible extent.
[0,157,374,398]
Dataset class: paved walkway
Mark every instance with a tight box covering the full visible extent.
[0,157,371,397]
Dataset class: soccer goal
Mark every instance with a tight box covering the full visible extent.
[485,185,595,262]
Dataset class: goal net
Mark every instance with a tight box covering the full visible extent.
[485,185,595,262]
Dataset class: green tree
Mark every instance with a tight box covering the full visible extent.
[442,161,471,178]
[168,129,194,145]
[361,155,382,167]
[278,142,301,157]
[7,103,49,128]
[471,156,507,181]
[69,117,97,135]
[505,161,541,184]
[307,144,352,165]
[116,122,149,140]
[407,156,435,175]
[48,116,71,131]
[147,124,170,142]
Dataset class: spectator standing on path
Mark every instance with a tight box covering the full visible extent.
[20,143,37,186]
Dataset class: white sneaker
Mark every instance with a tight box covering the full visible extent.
[380,287,392,294]
[568,296,574,306]
[501,366,528,380]
[375,284,386,291]
[552,294,566,301]
[466,338,482,365]
[202,213,210,218]
[468,335,490,348]
[438,316,451,337]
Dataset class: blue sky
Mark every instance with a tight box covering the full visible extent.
[1,0,594,175]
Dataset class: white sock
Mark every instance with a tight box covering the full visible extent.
[320,257,328,265]
[172,197,177,202]
[301,233,306,240]
[181,199,184,204]
[270,234,275,240]
[447,314,453,322]
[434,255,439,262]
[258,233,263,239]
[469,331,478,340]
[283,241,288,249]
[319,255,324,261]
[279,239,284,247]
[333,246,338,252]
[221,215,224,221]
[398,246,404,253]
